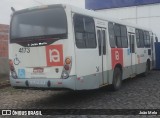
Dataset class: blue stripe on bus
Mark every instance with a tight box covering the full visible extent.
[85,0,160,10]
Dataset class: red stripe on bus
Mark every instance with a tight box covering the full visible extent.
[111,48,123,69]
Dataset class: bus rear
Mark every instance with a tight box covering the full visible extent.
[9,5,76,90]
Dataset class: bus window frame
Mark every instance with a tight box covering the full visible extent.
[73,14,97,49]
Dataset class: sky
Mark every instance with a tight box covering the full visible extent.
[0,0,85,25]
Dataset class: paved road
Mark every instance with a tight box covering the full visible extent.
[0,71,160,117]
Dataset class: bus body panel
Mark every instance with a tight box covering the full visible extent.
[10,76,77,90]
[10,39,75,79]
[9,5,77,89]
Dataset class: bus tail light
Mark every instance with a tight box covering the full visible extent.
[64,65,70,70]
[61,56,72,79]
[9,59,18,79]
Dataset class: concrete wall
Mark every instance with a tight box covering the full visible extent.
[0,24,9,57]
[0,57,9,75]
[0,24,9,75]
[96,3,160,40]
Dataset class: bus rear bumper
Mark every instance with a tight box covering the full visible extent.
[9,76,76,90]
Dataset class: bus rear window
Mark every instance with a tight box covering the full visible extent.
[11,7,67,41]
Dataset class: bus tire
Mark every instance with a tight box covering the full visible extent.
[111,67,122,91]
[142,61,150,76]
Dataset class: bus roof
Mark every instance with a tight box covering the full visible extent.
[12,4,64,16]
[67,4,152,32]
[12,4,152,32]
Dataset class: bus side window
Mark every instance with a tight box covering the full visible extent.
[136,29,140,48]
[109,23,127,48]
[75,32,86,48]
[139,30,144,48]
[73,14,96,49]
[143,31,150,48]
[74,15,86,48]
[136,29,144,48]
[114,24,122,48]
[85,17,97,48]
[108,22,116,48]
[146,31,150,47]
[143,31,147,47]
[120,25,128,48]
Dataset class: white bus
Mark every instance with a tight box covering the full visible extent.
[9,4,156,90]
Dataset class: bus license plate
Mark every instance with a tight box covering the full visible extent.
[29,80,46,86]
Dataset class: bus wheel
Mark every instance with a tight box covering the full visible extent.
[143,62,150,76]
[111,67,122,91]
